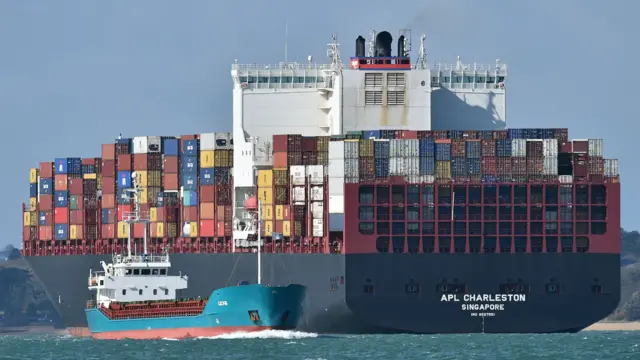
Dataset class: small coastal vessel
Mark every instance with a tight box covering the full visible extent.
[84,172,306,340]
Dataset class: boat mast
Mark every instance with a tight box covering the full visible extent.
[124,172,150,257]
[257,198,262,285]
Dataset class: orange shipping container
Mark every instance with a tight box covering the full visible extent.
[273,152,288,168]
[102,176,116,194]
[23,226,32,241]
[275,220,284,234]
[102,144,116,160]
[183,206,198,221]
[201,185,215,202]
[133,154,148,171]
[133,223,146,238]
[39,195,53,211]
[117,154,132,171]
[102,224,115,238]
[70,210,84,225]
[275,205,291,220]
[117,205,131,221]
[54,207,68,224]
[200,202,215,220]
[54,174,68,191]
[150,222,164,238]
[200,220,215,237]
[39,226,53,240]
[102,194,116,208]
[216,221,225,237]
[164,173,179,190]
[163,156,179,173]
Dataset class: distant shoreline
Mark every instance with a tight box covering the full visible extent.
[583,321,640,331]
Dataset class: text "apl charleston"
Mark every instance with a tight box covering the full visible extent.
[440,294,527,302]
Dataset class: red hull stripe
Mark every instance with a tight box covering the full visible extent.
[91,326,279,340]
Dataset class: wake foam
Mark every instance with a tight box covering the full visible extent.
[196,330,318,340]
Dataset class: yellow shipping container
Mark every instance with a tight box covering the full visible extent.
[23,212,31,227]
[136,170,148,187]
[282,221,291,237]
[150,207,158,222]
[435,161,451,180]
[155,222,165,238]
[263,220,273,237]
[257,169,273,188]
[257,187,273,205]
[70,225,79,240]
[138,187,148,204]
[97,175,103,190]
[147,171,162,187]
[29,211,37,226]
[200,150,215,168]
[275,205,284,220]
[83,173,97,180]
[29,168,39,184]
[189,221,198,238]
[261,205,273,220]
[29,197,37,211]
[117,221,129,239]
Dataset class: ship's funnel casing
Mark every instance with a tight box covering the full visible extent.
[397,35,406,57]
[355,36,366,57]
[374,31,392,57]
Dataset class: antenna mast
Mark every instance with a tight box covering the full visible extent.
[124,172,150,257]
[285,22,289,63]
[368,30,376,57]
[327,34,342,73]
[415,34,428,70]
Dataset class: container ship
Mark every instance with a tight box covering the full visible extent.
[21,29,621,334]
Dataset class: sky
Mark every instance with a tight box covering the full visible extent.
[0,0,635,247]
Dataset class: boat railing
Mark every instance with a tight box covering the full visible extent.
[112,253,170,264]
[232,62,334,71]
[86,300,96,309]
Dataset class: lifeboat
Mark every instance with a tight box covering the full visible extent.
[244,195,258,210]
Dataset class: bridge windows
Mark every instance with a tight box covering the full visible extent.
[436,279,466,294]
[377,222,389,235]
[153,289,157,296]
[500,280,530,294]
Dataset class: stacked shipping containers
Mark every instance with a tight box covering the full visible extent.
[22,128,620,256]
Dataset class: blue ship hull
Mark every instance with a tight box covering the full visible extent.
[85,284,306,339]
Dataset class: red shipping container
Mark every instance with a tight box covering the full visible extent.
[481,140,496,157]
[40,162,54,178]
[287,152,302,166]
[82,158,96,166]
[55,174,68,191]
[301,137,317,152]
[70,210,84,225]
[117,205,132,221]
[102,176,116,194]
[102,144,116,160]
[400,130,418,139]
[163,173,179,190]
[216,221,226,237]
[164,156,179,173]
[275,220,284,234]
[117,154,132,171]
[23,226,32,241]
[511,157,527,176]
[273,135,288,152]
[273,152,288,168]
[201,185,215,203]
[199,220,215,237]
[526,157,543,175]
[496,158,512,175]
[183,206,198,221]
[200,202,215,220]
[133,223,146,238]
[481,157,497,175]
[133,154,148,171]
[561,142,573,153]
[573,140,588,153]
[452,140,465,157]
[85,209,98,225]
[155,207,166,222]
[102,160,116,176]
[54,207,68,224]
[40,211,53,226]
[102,224,115,238]
[69,178,83,196]
[165,208,178,222]
[102,194,116,208]
[39,226,53,241]
[39,195,53,211]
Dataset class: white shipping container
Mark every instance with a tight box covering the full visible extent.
[147,136,161,153]
[312,219,324,237]
[344,141,359,159]
[542,156,558,175]
[328,176,344,196]
[214,132,233,149]
[389,157,405,175]
[404,139,420,157]
[406,156,420,175]
[344,159,359,179]
[292,187,305,202]
[511,139,526,157]
[328,158,344,178]
[306,165,324,185]
[328,141,345,160]
[310,186,324,201]
[328,195,344,213]
[588,139,604,157]
[604,159,619,177]
[200,132,216,150]
[389,139,403,157]
[345,176,359,184]
[290,165,306,186]
[311,202,324,219]
[132,136,148,154]
[559,175,573,183]
[542,139,558,157]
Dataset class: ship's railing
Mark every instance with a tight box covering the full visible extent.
[233,63,334,71]
[240,82,328,91]
[122,211,150,223]
[430,62,507,72]
[112,254,170,264]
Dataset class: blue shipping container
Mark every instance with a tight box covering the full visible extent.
[435,143,451,161]
[39,178,53,195]
[117,187,130,205]
[156,192,164,207]
[541,129,554,139]
[467,158,481,175]
[67,158,82,174]
[55,224,68,241]
[30,183,38,197]
[508,129,524,139]
[39,211,47,226]
[116,138,131,145]
[181,174,198,191]
[101,209,110,224]
[182,139,198,156]
[419,157,435,175]
[451,157,467,176]
[54,191,68,207]
[374,158,389,178]
[496,140,512,157]
[200,168,215,185]
[163,138,179,156]
[482,175,499,183]
[54,158,68,174]
[117,171,132,188]
[479,130,493,140]
[82,164,96,174]
[449,130,463,139]
[363,130,381,139]
[465,141,481,159]
[181,155,198,174]
[419,138,435,157]
[374,140,389,158]
[189,190,198,206]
